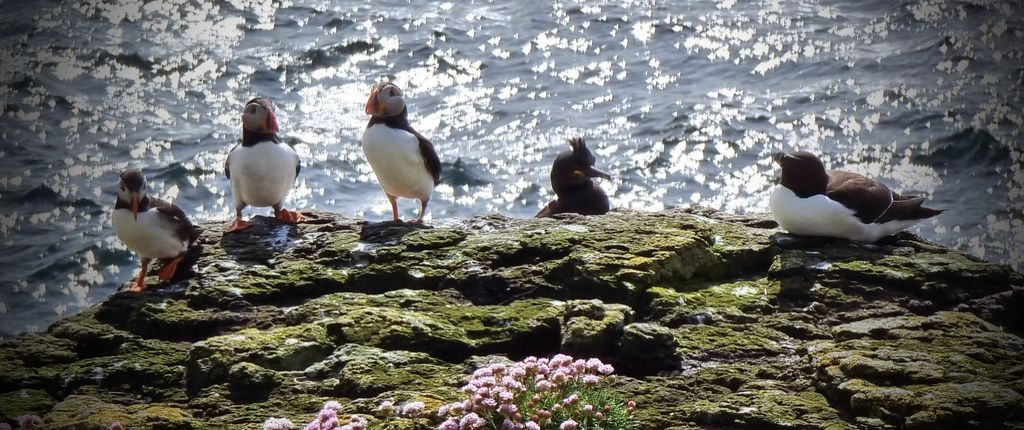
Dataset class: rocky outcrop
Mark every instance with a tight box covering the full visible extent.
[1,209,1021,429]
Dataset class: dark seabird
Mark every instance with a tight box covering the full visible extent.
[112,169,198,291]
[224,97,303,233]
[361,82,442,224]
[536,137,612,218]
[770,150,943,242]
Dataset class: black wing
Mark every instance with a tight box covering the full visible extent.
[876,196,944,223]
[150,197,199,244]
[413,131,442,185]
[826,170,893,224]
[295,151,301,178]
[225,143,239,179]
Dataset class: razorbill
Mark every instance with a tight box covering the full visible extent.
[770,150,943,242]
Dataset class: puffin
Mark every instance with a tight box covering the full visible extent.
[536,137,613,217]
[361,82,442,223]
[769,150,943,242]
[112,169,199,291]
[224,97,303,233]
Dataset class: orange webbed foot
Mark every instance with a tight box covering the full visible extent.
[157,256,182,281]
[275,209,304,224]
[128,277,146,292]
[224,218,251,234]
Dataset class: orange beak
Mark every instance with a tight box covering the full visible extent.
[266,109,279,133]
[364,88,380,116]
[131,195,139,221]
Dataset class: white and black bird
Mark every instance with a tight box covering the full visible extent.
[112,170,198,292]
[361,82,442,224]
[769,150,943,242]
[536,137,612,218]
[224,97,303,233]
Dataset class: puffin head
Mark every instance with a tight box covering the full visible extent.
[118,169,147,221]
[773,150,828,196]
[551,137,612,194]
[364,82,406,118]
[242,97,279,134]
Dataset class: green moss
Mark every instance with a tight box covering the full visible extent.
[45,395,133,430]
[0,389,55,421]
[561,300,634,356]
[305,344,462,398]
[687,389,854,429]
[187,324,332,391]
[673,324,789,360]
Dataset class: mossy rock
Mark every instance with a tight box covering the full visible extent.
[44,395,133,430]
[0,389,55,422]
[186,324,333,391]
[305,344,462,397]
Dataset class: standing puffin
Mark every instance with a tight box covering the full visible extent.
[112,170,198,291]
[536,137,613,217]
[224,97,303,233]
[361,82,442,224]
[770,150,943,242]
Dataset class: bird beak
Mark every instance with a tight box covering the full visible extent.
[772,152,789,164]
[585,166,613,180]
[266,109,279,133]
[131,194,139,221]
[365,88,380,116]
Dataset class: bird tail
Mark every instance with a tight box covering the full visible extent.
[877,196,944,223]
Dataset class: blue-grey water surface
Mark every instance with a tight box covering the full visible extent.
[0,0,1022,338]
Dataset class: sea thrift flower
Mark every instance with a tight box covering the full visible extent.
[263,417,294,430]
[402,401,425,418]
[377,400,395,416]
[110,423,125,430]
[18,416,42,430]
[323,401,343,411]
[437,354,634,430]
[0,424,10,430]
[348,415,367,430]
[460,412,486,430]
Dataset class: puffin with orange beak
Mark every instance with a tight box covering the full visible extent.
[223,97,304,233]
[361,82,442,223]
[536,137,613,217]
[112,169,199,291]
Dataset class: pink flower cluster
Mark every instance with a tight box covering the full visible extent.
[436,354,632,430]
[265,401,367,430]
[0,415,43,430]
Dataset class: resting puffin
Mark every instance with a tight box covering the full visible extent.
[361,82,442,223]
[224,97,303,233]
[536,137,612,217]
[112,169,199,291]
[770,150,943,242]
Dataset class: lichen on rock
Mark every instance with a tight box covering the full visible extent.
[0,209,1020,429]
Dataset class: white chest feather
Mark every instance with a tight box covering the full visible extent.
[227,141,298,208]
[112,208,188,259]
[361,124,434,201]
[769,186,924,243]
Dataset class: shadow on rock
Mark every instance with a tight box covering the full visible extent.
[219,215,305,264]
[358,220,431,244]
